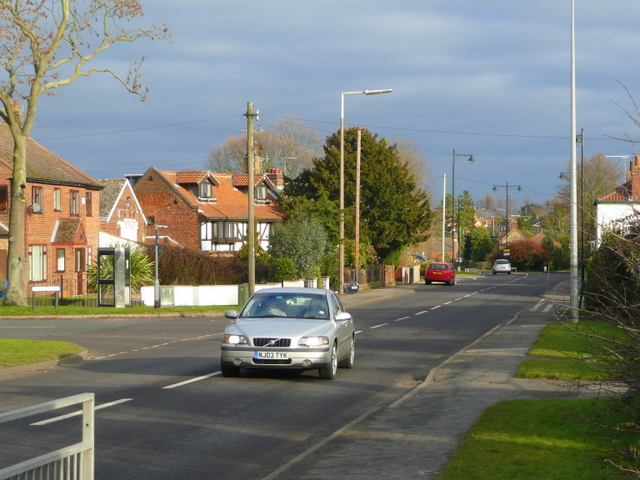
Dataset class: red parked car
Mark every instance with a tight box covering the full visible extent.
[424,262,456,286]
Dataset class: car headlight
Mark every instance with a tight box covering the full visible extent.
[299,336,329,347]
[223,334,248,345]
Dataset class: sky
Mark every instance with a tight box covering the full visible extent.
[27,0,640,209]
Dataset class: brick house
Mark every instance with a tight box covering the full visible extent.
[594,155,640,248]
[98,178,146,246]
[0,124,103,296]
[133,167,286,253]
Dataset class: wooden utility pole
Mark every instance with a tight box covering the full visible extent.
[245,102,256,296]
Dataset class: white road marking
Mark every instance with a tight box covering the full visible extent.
[370,323,388,329]
[395,316,411,322]
[163,372,221,389]
[32,398,133,426]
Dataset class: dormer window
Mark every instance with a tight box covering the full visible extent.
[200,183,212,198]
[255,186,267,201]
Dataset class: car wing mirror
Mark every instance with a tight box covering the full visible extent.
[335,312,351,322]
[224,310,239,319]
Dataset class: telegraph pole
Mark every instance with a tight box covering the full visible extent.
[245,102,256,296]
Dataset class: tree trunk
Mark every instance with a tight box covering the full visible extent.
[4,133,29,306]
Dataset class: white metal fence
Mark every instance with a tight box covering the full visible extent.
[0,393,95,480]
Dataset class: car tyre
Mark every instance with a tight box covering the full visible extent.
[338,337,355,369]
[493,271,497,275]
[425,280,431,285]
[221,362,241,377]
[319,344,338,380]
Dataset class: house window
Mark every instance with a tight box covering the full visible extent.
[70,190,79,215]
[0,185,7,213]
[255,186,267,201]
[147,216,156,225]
[56,248,66,272]
[32,186,43,213]
[200,183,212,198]
[221,222,236,239]
[29,245,47,281]
[87,246,93,268]
[75,248,85,272]
[53,188,61,211]
[86,192,93,216]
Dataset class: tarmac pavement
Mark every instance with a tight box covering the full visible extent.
[266,278,613,480]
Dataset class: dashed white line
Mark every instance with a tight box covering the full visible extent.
[430,305,442,310]
[414,310,428,316]
[370,323,388,329]
[32,398,134,426]
[395,316,411,322]
[163,372,220,389]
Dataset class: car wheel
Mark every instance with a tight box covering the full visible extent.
[221,362,241,377]
[508,271,511,274]
[319,344,338,380]
[338,337,355,369]
[425,280,431,285]
[493,271,497,275]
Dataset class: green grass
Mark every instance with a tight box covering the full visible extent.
[516,321,624,381]
[0,304,233,317]
[437,319,637,480]
[438,398,634,480]
[0,338,84,367]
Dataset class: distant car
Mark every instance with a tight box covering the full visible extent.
[221,287,355,380]
[425,262,456,286]
[493,259,512,275]
[343,281,359,293]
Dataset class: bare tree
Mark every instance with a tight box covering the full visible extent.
[207,116,322,178]
[0,0,170,305]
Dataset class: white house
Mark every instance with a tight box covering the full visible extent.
[594,155,640,248]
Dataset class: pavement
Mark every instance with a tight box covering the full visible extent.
[1,276,619,479]
[266,277,617,480]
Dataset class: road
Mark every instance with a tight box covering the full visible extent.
[0,273,562,479]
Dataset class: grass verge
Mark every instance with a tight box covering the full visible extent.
[0,304,233,317]
[0,338,84,367]
[437,319,636,480]
[437,398,633,480]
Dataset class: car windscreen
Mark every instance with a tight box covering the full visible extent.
[241,293,329,319]
[429,264,447,270]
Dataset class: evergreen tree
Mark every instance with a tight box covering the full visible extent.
[283,128,433,265]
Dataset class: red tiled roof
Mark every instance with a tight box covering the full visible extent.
[176,171,207,184]
[157,170,285,221]
[596,181,636,202]
[0,123,103,189]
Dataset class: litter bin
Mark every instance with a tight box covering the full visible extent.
[238,283,249,307]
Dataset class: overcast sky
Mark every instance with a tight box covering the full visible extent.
[29,0,640,207]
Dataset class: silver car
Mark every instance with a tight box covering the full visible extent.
[493,259,512,274]
[221,287,355,380]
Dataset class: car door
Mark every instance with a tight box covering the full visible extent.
[329,292,353,359]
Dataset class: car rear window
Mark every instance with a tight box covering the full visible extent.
[429,264,447,270]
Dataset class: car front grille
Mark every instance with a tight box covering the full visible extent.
[253,359,292,365]
[253,337,291,347]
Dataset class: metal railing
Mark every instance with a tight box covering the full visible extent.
[0,393,95,480]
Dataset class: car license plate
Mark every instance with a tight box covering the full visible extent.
[433,271,442,274]
[254,351,288,360]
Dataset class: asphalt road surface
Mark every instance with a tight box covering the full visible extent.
[0,273,563,479]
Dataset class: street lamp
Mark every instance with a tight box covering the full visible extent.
[340,88,392,293]
[154,224,168,308]
[451,149,474,269]
[492,183,521,251]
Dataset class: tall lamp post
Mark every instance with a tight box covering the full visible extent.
[154,224,168,308]
[492,183,521,252]
[340,88,392,293]
[451,149,474,269]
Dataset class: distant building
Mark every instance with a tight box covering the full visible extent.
[97,178,146,247]
[133,167,286,253]
[594,155,640,248]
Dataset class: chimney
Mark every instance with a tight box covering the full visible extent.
[13,99,22,123]
[631,156,640,201]
[267,168,284,190]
